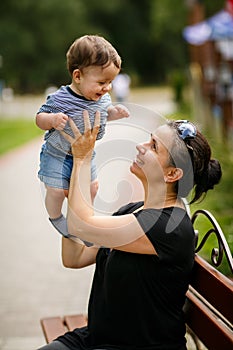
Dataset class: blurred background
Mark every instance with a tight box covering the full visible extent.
[0,0,232,349]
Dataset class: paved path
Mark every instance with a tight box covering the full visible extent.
[0,138,96,349]
[0,87,176,119]
[0,88,184,350]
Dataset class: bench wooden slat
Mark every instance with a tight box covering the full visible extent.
[64,314,87,331]
[186,289,233,350]
[41,314,87,344]
[40,317,66,344]
[190,255,233,324]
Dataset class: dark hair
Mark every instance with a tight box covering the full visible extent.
[66,35,121,75]
[167,121,222,203]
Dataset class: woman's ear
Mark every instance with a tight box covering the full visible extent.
[165,167,183,183]
[73,69,81,82]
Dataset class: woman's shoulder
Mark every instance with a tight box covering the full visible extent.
[133,206,192,234]
[113,201,144,216]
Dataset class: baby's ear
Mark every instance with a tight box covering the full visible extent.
[73,69,81,82]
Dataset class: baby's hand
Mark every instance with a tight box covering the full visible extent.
[52,113,69,130]
[107,104,130,121]
[114,104,130,118]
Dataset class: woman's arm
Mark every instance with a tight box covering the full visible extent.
[61,111,156,254]
[62,237,99,268]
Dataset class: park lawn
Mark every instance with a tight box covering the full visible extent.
[0,118,43,155]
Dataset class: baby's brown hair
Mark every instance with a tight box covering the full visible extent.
[66,35,121,75]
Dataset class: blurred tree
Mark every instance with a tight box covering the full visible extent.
[0,0,89,92]
[149,0,188,82]
[0,0,226,93]
[83,0,155,83]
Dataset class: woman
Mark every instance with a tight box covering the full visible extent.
[38,111,222,350]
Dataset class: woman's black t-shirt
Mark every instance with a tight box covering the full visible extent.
[57,202,195,350]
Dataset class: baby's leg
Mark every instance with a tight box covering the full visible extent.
[45,186,67,219]
[45,186,70,237]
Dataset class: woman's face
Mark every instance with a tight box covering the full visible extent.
[130,125,174,184]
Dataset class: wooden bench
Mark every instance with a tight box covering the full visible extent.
[41,314,87,344]
[41,209,233,349]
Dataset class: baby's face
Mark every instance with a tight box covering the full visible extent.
[74,63,120,101]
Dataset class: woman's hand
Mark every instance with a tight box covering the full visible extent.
[61,110,100,159]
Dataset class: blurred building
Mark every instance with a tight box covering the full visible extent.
[184,0,233,143]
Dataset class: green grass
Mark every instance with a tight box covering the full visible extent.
[0,118,43,155]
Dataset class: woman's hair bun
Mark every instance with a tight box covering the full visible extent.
[206,159,222,191]
[191,158,222,204]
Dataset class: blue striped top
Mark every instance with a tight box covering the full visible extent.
[38,85,112,154]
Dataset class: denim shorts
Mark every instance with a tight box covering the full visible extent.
[38,143,97,190]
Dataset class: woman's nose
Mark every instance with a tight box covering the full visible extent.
[136,143,146,154]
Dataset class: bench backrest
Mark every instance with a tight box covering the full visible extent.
[185,208,233,350]
[185,255,233,349]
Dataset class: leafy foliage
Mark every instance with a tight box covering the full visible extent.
[0,0,225,93]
